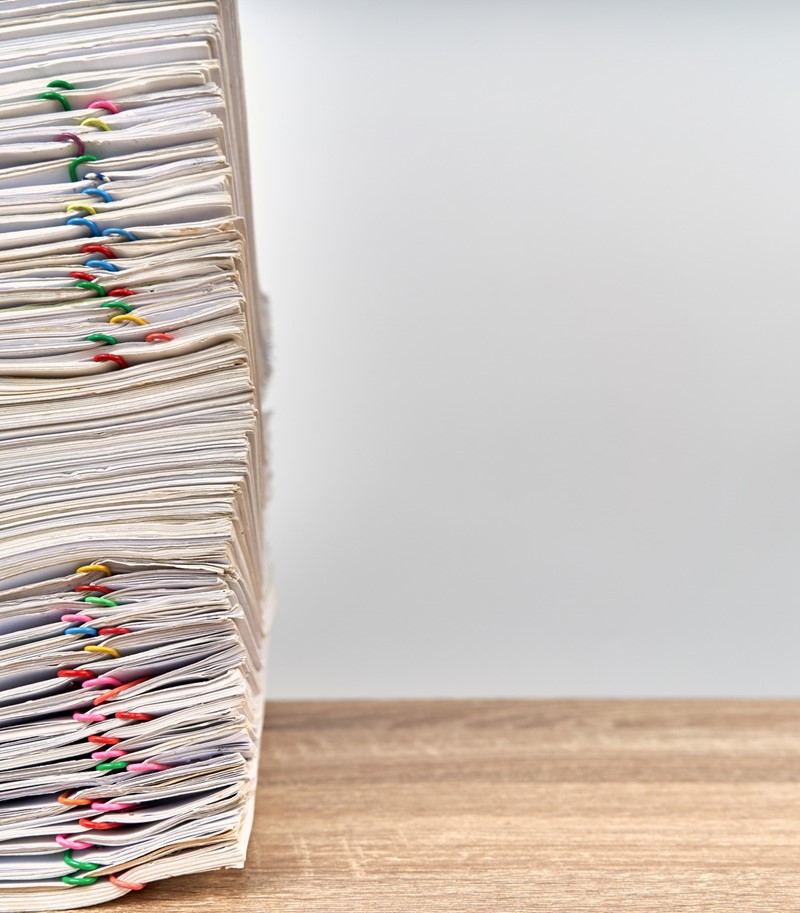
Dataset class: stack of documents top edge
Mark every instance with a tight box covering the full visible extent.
[0,1,273,910]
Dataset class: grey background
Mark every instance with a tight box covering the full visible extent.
[238,0,800,698]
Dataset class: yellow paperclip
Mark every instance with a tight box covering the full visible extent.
[84,645,121,659]
[76,563,112,576]
[109,314,149,326]
[64,202,97,216]
[80,117,111,131]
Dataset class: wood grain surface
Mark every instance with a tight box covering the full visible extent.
[58,699,800,912]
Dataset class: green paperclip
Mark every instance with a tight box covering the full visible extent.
[74,280,106,297]
[63,851,100,872]
[95,760,128,771]
[100,300,132,313]
[69,155,98,182]
[38,91,70,110]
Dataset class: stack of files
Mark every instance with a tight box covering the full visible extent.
[0,0,273,910]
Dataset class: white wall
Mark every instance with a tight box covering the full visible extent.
[239,0,800,698]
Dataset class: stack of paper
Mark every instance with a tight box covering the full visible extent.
[0,1,272,910]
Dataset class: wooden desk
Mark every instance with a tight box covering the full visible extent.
[67,699,800,912]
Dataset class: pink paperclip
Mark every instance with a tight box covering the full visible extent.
[73,711,107,722]
[91,749,126,760]
[91,800,137,812]
[127,762,168,772]
[56,834,93,850]
[82,675,123,689]
[61,613,94,623]
[88,100,119,114]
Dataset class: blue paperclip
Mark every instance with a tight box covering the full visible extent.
[66,218,101,236]
[81,187,113,203]
[101,228,138,241]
